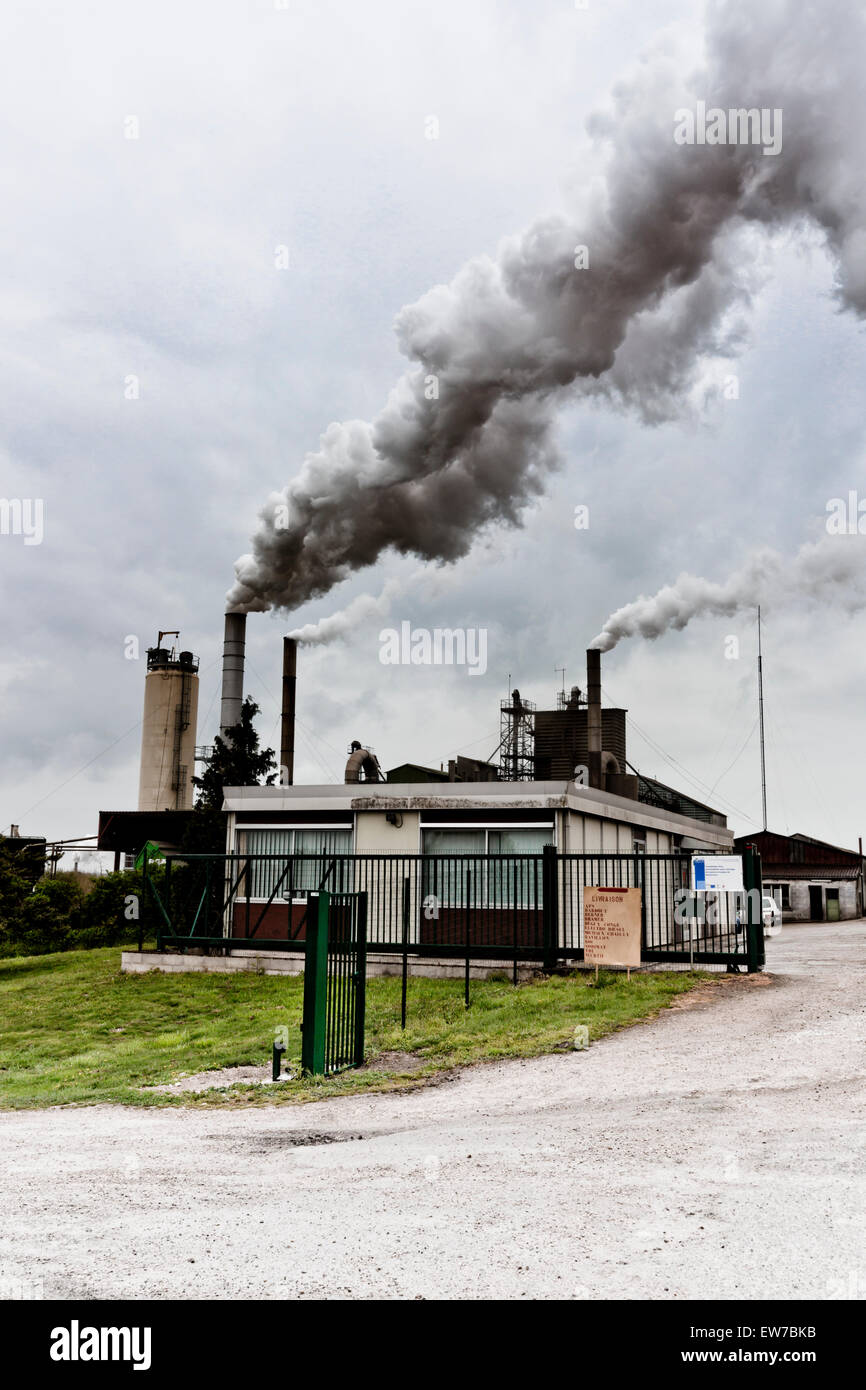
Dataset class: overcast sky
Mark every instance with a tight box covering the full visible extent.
[2,0,864,865]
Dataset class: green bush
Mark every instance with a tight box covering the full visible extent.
[0,866,165,958]
[74,869,162,947]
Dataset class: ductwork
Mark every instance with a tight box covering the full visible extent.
[345,742,383,783]
[281,636,297,785]
[220,612,246,740]
[601,750,621,777]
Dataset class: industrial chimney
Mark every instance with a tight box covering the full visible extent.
[220,612,246,740]
[281,636,297,785]
[586,648,602,788]
[138,637,200,810]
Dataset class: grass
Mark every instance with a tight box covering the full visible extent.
[0,946,712,1109]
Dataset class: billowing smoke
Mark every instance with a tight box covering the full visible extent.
[591,534,866,651]
[228,0,866,618]
[287,579,403,646]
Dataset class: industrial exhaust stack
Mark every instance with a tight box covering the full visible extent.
[281,636,297,785]
[220,612,246,741]
[586,648,603,789]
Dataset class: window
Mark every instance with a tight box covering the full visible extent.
[237,828,352,899]
[767,882,791,910]
[421,827,553,907]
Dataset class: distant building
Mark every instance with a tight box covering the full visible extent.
[733,830,865,922]
[2,826,46,883]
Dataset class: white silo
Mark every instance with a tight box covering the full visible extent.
[137,638,200,811]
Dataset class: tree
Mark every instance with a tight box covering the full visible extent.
[185,697,277,853]
[0,838,31,927]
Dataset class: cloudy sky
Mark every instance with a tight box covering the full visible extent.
[2,0,864,865]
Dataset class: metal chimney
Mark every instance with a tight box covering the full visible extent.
[281,636,297,785]
[586,648,602,788]
[220,612,246,740]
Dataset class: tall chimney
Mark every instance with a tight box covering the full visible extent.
[220,612,246,740]
[281,636,297,785]
[586,648,602,788]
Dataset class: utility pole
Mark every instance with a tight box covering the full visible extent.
[757,606,768,833]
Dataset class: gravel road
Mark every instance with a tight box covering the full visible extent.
[2,921,864,1301]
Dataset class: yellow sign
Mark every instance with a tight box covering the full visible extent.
[583,886,642,968]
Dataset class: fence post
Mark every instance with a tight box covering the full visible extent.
[301,890,330,1074]
[140,844,147,954]
[354,892,368,1068]
[743,847,765,974]
[401,875,410,1030]
[542,844,559,973]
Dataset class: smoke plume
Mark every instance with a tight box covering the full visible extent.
[228,0,866,618]
[590,534,866,651]
[287,579,403,646]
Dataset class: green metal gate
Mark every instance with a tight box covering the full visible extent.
[301,890,368,1076]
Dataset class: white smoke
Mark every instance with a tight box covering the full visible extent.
[287,579,404,646]
[590,533,866,652]
[227,0,866,620]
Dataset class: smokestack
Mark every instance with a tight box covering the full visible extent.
[281,636,297,785]
[220,612,246,740]
[586,648,602,789]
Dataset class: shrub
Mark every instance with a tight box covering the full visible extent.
[0,866,166,957]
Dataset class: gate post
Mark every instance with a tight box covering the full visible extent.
[302,890,330,1074]
[542,844,559,973]
[354,892,368,1068]
[743,847,765,974]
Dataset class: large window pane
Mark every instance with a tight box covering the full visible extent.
[487,831,549,908]
[294,830,352,891]
[422,830,484,907]
[237,829,351,897]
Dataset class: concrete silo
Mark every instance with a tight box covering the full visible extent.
[137,639,200,811]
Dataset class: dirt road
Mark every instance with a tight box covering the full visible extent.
[2,921,864,1300]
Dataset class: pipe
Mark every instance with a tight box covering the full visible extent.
[281,636,297,786]
[586,648,602,788]
[219,612,246,740]
[345,743,382,783]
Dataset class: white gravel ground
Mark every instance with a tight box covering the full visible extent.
[2,920,864,1301]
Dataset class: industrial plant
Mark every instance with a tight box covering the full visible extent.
[82,607,861,938]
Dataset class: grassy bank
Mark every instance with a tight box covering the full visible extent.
[0,946,711,1108]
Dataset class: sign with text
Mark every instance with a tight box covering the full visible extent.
[691,855,744,893]
[583,886,642,968]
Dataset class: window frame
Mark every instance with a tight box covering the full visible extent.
[235,824,354,902]
[420,823,555,909]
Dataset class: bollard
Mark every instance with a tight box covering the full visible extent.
[272,1040,286,1082]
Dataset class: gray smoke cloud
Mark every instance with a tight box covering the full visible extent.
[227,0,866,618]
[590,533,866,651]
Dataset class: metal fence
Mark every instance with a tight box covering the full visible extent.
[143,845,764,973]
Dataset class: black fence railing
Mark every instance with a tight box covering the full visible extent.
[143,847,764,972]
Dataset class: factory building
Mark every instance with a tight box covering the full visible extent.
[112,615,736,905]
[220,644,733,945]
[733,830,865,922]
